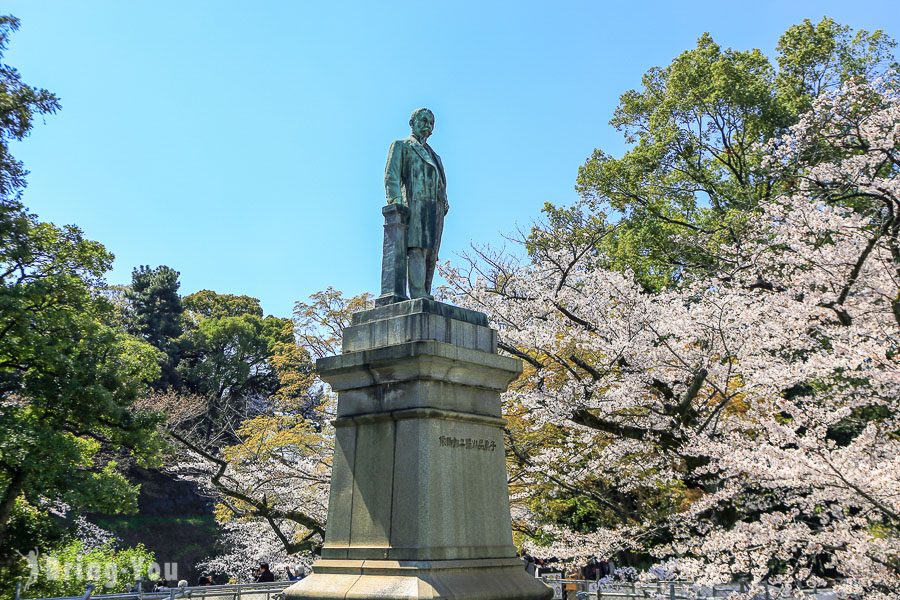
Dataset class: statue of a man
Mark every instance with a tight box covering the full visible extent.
[384,108,449,300]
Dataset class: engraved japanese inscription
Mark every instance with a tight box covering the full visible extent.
[438,436,497,451]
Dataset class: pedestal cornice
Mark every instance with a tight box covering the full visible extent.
[317,340,521,393]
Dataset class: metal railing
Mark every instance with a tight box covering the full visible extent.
[20,580,294,600]
[20,576,840,600]
[542,579,693,600]
[539,578,838,600]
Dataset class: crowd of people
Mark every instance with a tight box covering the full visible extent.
[521,554,617,581]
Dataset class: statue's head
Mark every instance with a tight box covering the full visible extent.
[409,108,435,142]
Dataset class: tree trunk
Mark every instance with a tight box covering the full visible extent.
[0,468,26,547]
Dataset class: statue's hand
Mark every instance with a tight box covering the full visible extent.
[442,201,450,215]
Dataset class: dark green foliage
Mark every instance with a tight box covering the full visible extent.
[178,291,298,440]
[126,266,183,348]
[557,18,897,291]
[0,16,60,202]
[0,194,166,561]
[0,15,164,577]
[125,266,184,390]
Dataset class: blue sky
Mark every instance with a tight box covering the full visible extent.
[6,1,899,317]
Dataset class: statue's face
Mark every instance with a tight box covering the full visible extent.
[411,112,434,142]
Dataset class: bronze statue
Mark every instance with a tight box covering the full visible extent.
[383,108,448,300]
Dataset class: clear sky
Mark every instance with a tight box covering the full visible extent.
[5,1,899,317]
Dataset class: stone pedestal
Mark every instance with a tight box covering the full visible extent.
[286,299,551,600]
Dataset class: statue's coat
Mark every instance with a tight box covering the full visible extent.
[384,136,448,250]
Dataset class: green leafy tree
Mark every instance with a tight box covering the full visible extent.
[1,539,156,599]
[177,291,302,440]
[0,16,59,201]
[0,160,165,560]
[151,290,331,569]
[562,17,897,291]
[0,14,164,578]
[125,265,184,389]
[183,290,263,321]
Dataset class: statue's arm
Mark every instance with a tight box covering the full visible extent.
[384,141,404,205]
[438,156,449,214]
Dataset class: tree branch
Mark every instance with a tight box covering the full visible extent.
[169,430,325,540]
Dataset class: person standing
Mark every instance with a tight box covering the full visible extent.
[384,108,449,300]
[253,562,275,582]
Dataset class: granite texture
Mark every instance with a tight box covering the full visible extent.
[343,311,496,354]
[351,299,489,327]
[286,559,551,599]
[287,300,550,600]
[318,340,520,402]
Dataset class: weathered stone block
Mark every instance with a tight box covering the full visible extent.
[344,299,497,354]
[286,300,550,600]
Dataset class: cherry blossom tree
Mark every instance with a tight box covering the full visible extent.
[196,520,315,582]
[152,290,371,577]
[150,383,332,578]
[442,76,899,598]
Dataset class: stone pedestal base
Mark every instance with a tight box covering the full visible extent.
[286,558,550,599]
[286,300,550,600]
